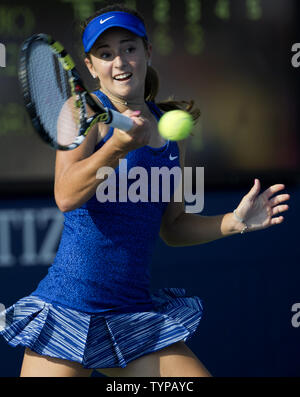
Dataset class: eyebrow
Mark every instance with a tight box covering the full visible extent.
[96,38,137,49]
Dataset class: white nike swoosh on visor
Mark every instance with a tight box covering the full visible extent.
[169,154,178,161]
[100,16,115,24]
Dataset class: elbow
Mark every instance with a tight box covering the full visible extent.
[55,195,78,213]
[160,233,189,247]
[159,213,184,247]
[163,237,180,247]
[159,228,179,247]
[55,200,74,213]
[160,234,171,246]
[54,182,83,212]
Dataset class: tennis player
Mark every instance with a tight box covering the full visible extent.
[0,4,290,377]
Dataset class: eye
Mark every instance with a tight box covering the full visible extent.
[99,51,112,60]
[125,46,136,54]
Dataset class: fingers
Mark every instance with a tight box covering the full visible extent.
[246,178,261,201]
[269,193,290,207]
[270,196,289,225]
[128,112,148,128]
[122,109,141,117]
[271,204,289,216]
[270,216,284,226]
[269,190,290,217]
[122,110,144,127]
[262,184,286,200]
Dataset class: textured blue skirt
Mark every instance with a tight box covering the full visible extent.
[0,288,203,369]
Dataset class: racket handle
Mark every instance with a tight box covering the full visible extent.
[106,108,134,132]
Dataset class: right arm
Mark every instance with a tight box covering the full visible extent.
[54,101,151,212]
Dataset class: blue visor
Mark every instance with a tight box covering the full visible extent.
[82,11,148,53]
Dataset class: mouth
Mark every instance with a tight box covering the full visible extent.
[113,72,133,82]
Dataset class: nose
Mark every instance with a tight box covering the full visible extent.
[113,53,128,68]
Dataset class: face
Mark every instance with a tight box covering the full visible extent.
[85,27,151,101]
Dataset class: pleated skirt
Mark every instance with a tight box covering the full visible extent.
[0,287,203,369]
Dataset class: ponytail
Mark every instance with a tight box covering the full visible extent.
[144,65,159,102]
[145,64,201,124]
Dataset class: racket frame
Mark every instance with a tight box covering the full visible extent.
[18,33,122,150]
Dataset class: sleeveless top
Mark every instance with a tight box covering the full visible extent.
[31,91,181,314]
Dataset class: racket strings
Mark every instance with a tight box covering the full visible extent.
[27,41,82,146]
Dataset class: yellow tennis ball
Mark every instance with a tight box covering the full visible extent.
[158,110,193,141]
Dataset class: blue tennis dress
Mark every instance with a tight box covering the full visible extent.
[0,91,203,369]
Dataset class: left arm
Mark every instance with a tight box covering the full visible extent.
[161,212,246,247]
[160,140,290,247]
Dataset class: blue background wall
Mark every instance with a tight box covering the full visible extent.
[1,183,299,377]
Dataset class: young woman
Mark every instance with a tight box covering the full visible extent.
[0,4,290,377]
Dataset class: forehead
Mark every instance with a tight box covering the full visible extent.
[94,27,140,46]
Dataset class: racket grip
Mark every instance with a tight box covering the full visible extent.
[107,108,134,132]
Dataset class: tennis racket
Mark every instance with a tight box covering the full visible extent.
[18,33,134,150]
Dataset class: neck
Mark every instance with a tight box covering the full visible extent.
[100,88,148,114]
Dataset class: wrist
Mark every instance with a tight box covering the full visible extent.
[223,211,248,235]
[220,212,245,236]
[232,210,249,234]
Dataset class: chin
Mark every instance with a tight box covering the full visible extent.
[114,86,138,99]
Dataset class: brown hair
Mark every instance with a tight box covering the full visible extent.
[81,3,200,123]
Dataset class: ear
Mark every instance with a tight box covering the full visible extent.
[84,57,97,78]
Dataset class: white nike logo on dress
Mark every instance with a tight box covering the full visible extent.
[100,16,115,24]
[169,154,178,161]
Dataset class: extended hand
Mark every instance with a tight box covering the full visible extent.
[234,179,290,232]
